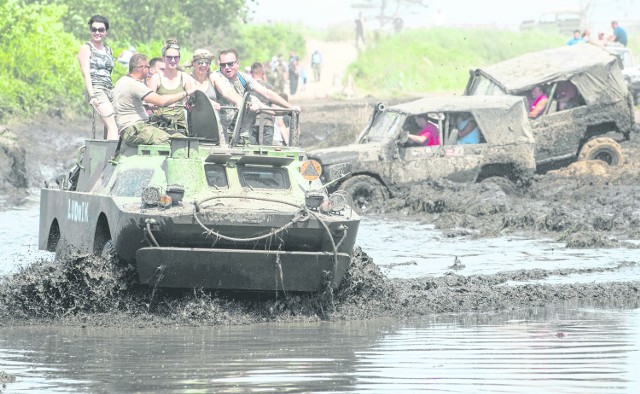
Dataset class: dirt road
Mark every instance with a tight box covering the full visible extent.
[291,38,360,101]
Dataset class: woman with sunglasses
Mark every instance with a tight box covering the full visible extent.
[77,14,118,140]
[188,49,244,111]
[147,38,194,132]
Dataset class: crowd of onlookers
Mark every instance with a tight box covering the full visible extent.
[79,14,326,148]
[566,20,628,47]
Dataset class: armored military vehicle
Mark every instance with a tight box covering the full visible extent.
[308,96,537,212]
[39,92,360,292]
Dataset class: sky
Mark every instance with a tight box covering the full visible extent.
[248,0,640,33]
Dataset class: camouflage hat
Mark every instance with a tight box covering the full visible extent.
[191,49,213,64]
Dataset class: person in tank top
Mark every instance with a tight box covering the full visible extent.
[146,38,194,132]
[77,15,118,140]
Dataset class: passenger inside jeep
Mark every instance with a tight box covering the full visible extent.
[447,112,482,145]
[554,81,583,111]
[403,113,442,147]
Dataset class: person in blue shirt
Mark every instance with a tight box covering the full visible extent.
[456,114,481,144]
[611,20,628,47]
[566,30,585,46]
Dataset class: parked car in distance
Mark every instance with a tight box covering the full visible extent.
[465,44,635,171]
[308,96,537,212]
[605,45,640,104]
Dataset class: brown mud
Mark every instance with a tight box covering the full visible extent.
[1,99,639,326]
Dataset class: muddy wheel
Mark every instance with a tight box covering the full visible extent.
[339,175,387,213]
[100,240,115,260]
[480,176,517,195]
[577,137,624,166]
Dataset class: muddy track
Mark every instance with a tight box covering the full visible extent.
[1,99,640,326]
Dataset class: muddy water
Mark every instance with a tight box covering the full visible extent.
[1,308,639,392]
[1,203,639,392]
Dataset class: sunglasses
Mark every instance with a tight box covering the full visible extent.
[90,27,106,33]
[220,60,237,69]
[197,60,211,66]
[165,55,180,61]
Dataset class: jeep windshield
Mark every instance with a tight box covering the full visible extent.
[357,110,401,144]
[467,74,507,96]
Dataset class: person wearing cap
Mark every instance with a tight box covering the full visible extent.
[407,113,441,146]
[188,48,244,112]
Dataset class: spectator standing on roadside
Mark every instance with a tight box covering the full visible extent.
[288,50,300,95]
[355,12,365,47]
[78,14,118,140]
[274,58,287,93]
[610,20,628,47]
[311,50,323,82]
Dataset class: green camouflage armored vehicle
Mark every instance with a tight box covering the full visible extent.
[39,92,360,292]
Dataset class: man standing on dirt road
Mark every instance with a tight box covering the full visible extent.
[216,49,297,144]
[288,50,300,95]
[311,50,323,82]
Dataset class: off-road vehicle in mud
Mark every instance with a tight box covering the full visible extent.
[465,44,635,170]
[307,96,536,212]
[39,92,361,292]
[605,46,640,104]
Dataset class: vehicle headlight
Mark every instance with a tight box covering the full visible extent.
[142,186,172,208]
[328,191,348,212]
[305,191,325,209]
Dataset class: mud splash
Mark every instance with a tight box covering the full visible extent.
[1,247,638,327]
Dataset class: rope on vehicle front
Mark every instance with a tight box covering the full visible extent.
[192,195,343,302]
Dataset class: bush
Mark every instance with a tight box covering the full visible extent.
[0,1,84,122]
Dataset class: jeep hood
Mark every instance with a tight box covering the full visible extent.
[307,143,382,166]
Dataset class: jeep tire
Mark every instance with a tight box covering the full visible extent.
[339,175,387,213]
[577,137,624,167]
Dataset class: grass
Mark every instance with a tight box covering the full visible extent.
[347,28,568,97]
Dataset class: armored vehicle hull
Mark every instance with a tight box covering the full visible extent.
[39,98,360,291]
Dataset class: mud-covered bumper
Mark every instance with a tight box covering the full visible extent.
[136,247,352,291]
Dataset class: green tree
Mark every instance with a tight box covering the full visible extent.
[24,0,252,43]
[0,1,82,120]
